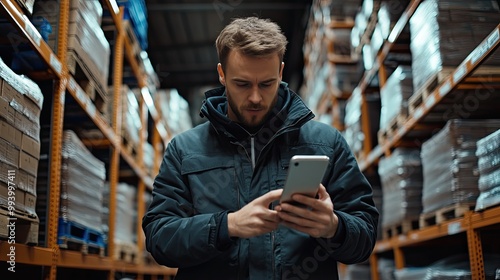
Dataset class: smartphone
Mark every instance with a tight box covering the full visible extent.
[279,155,330,204]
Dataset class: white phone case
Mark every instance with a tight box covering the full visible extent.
[280,155,330,203]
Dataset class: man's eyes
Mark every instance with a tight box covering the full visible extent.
[235,83,272,88]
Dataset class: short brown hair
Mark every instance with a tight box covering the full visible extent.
[216,17,288,71]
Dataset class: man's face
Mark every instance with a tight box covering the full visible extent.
[218,50,284,129]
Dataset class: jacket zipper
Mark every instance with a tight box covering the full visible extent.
[251,136,256,170]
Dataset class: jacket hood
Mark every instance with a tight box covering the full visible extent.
[199,82,315,141]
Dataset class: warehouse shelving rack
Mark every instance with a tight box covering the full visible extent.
[307,0,500,279]
[0,0,175,279]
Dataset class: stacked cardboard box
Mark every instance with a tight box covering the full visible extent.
[421,119,500,214]
[378,148,423,229]
[33,0,110,101]
[0,57,42,244]
[409,0,500,92]
[60,130,106,233]
[379,66,413,132]
[475,129,500,211]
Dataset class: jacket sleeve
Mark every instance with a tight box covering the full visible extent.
[319,130,379,264]
[142,137,230,268]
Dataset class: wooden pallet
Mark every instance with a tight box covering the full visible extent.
[408,69,452,115]
[113,240,139,264]
[377,113,408,145]
[382,218,419,240]
[66,50,108,115]
[419,203,475,228]
[408,66,500,115]
[0,207,39,245]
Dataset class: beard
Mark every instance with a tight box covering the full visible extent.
[226,89,278,130]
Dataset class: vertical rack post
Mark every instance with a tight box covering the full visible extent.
[47,0,70,278]
[465,212,485,280]
[108,7,125,280]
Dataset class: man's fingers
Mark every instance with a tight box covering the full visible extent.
[258,189,283,205]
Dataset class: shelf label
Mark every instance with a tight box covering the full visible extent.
[470,41,489,65]
[23,16,41,47]
[487,28,500,49]
[425,94,435,109]
[87,102,96,120]
[49,53,62,76]
[453,65,467,84]
[68,77,77,92]
[397,126,406,138]
[448,222,461,235]
[413,107,424,120]
[439,80,451,97]
[75,87,86,105]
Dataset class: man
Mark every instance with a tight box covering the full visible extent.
[143,17,379,280]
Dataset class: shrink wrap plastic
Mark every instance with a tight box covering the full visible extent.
[409,0,500,92]
[421,120,500,214]
[475,129,500,211]
[60,130,106,232]
[378,148,422,228]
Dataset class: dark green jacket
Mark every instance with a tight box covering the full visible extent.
[143,83,379,280]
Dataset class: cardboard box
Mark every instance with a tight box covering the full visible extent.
[0,97,16,125]
[0,78,24,105]
[0,120,22,149]
[24,191,36,215]
[21,133,40,159]
[0,138,20,168]
[18,169,36,195]
[19,151,38,176]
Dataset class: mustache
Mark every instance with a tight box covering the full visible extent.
[244,103,266,110]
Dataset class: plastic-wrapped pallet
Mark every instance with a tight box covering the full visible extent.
[156,89,193,137]
[379,66,413,131]
[121,85,141,148]
[421,119,500,214]
[475,129,500,211]
[409,0,500,92]
[61,130,106,232]
[33,0,110,91]
[378,148,423,229]
[344,89,381,158]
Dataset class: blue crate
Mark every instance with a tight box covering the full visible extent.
[116,0,148,50]
[57,218,106,249]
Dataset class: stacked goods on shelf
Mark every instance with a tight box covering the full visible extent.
[102,182,139,263]
[409,0,500,96]
[420,119,500,216]
[116,0,148,50]
[395,254,500,279]
[121,85,141,155]
[378,148,422,237]
[475,129,500,211]
[58,130,106,253]
[344,88,380,159]
[33,0,110,114]
[378,66,413,141]
[143,141,155,176]
[156,89,193,137]
[0,57,43,244]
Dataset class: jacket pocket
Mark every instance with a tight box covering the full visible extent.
[181,154,238,213]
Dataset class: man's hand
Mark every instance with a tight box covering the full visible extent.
[228,189,283,238]
[276,184,338,238]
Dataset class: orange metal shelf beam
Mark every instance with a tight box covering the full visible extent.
[0,0,63,77]
[0,242,53,266]
[360,22,500,171]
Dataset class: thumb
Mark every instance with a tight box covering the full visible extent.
[317,184,330,200]
[258,189,283,205]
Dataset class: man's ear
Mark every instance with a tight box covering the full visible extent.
[217,63,225,86]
